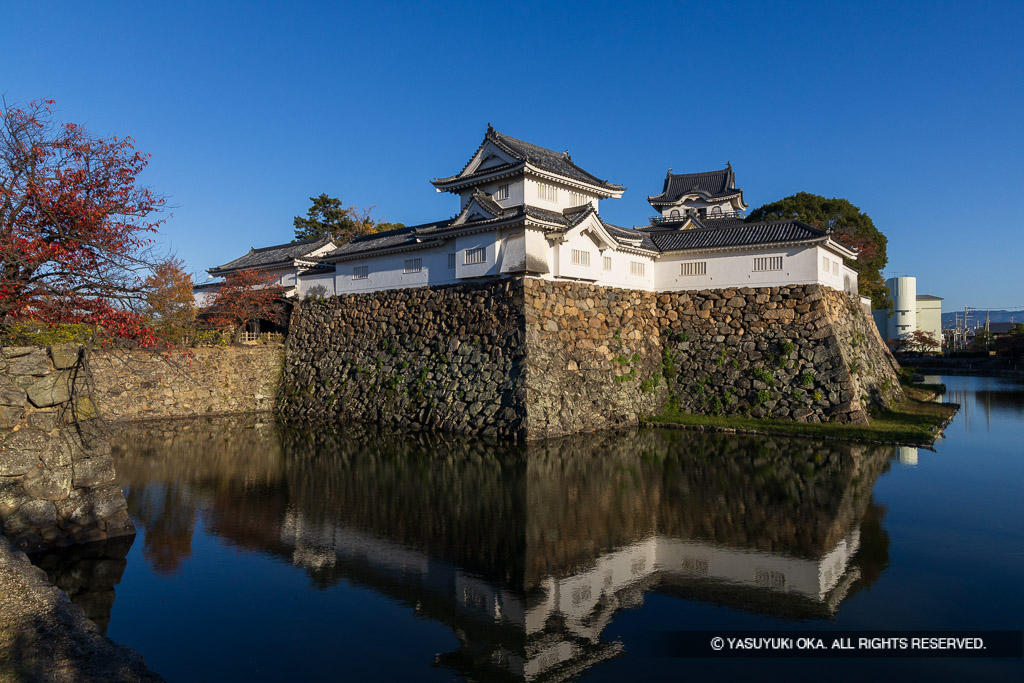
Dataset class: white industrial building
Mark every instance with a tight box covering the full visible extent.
[202,126,863,301]
[872,276,943,351]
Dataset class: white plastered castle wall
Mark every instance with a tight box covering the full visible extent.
[653,245,822,291]
[523,176,600,214]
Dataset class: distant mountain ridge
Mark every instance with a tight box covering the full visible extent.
[941,310,1024,328]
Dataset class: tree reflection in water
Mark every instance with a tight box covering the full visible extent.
[98,417,895,681]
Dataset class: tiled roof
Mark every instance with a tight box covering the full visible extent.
[648,166,739,204]
[326,220,454,258]
[210,236,334,274]
[433,126,623,193]
[603,222,658,251]
[649,219,828,252]
[467,189,503,217]
[523,205,569,225]
[489,128,624,192]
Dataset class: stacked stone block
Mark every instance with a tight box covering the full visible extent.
[0,345,134,552]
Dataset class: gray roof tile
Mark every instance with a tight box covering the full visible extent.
[210,236,335,274]
[649,219,827,252]
[648,166,740,204]
[433,126,623,193]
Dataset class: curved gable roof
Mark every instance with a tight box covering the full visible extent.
[433,126,624,194]
[648,166,740,205]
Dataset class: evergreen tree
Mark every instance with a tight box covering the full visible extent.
[293,194,404,244]
[747,193,890,310]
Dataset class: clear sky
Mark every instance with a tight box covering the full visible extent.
[4,0,1022,311]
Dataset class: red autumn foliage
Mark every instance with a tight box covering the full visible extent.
[0,99,164,345]
[202,269,285,340]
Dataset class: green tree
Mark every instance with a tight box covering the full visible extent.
[747,192,890,310]
[293,194,403,244]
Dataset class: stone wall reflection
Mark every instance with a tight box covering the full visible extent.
[112,417,896,681]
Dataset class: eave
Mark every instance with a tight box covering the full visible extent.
[524,164,625,198]
[655,236,831,259]
[431,162,526,192]
[648,190,747,207]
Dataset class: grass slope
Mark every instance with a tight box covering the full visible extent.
[646,383,958,446]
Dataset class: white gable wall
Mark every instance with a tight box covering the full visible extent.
[459,179,525,211]
[524,177,600,214]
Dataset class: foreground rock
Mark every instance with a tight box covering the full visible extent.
[0,536,162,682]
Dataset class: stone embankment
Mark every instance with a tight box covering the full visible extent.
[657,284,900,424]
[279,280,527,439]
[281,277,901,440]
[89,346,281,420]
[1,345,134,553]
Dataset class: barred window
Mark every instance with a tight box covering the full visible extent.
[353,265,368,280]
[630,261,645,276]
[404,258,422,274]
[465,247,486,265]
[496,183,509,200]
[603,256,612,271]
[823,256,830,271]
[753,256,783,272]
[537,182,558,201]
[833,261,839,275]
[571,249,590,267]
[680,261,706,276]
[447,253,456,269]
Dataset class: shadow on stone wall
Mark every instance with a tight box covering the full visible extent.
[1,345,134,552]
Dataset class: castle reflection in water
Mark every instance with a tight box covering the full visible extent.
[37,418,900,682]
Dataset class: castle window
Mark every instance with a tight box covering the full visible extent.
[353,265,368,280]
[823,256,830,271]
[680,261,706,276]
[833,261,839,275]
[571,249,590,267]
[537,182,558,202]
[404,258,422,274]
[711,206,722,217]
[630,261,645,276]
[569,191,589,207]
[603,256,612,271]
[669,209,680,219]
[496,184,509,200]
[447,253,456,269]
[465,247,486,265]
[753,256,783,272]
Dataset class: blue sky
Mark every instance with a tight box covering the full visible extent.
[4,0,1022,311]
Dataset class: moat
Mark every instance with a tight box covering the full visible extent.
[29,375,1024,681]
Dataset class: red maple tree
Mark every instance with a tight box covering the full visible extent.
[0,99,164,345]
[203,269,285,342]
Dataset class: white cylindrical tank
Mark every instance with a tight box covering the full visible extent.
[887,277,917,340]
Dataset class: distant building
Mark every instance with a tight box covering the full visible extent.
[872,277,942,352]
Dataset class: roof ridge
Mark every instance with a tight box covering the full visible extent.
[249,235,330,253]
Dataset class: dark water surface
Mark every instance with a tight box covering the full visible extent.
[31,375,1024,681]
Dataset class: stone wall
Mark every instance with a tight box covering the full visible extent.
[0,345,134,552]
[656,284,902,424]
[89,346,281,421]
[280,277,900,440]
[278,280,527,439]
[523,278,666,439]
